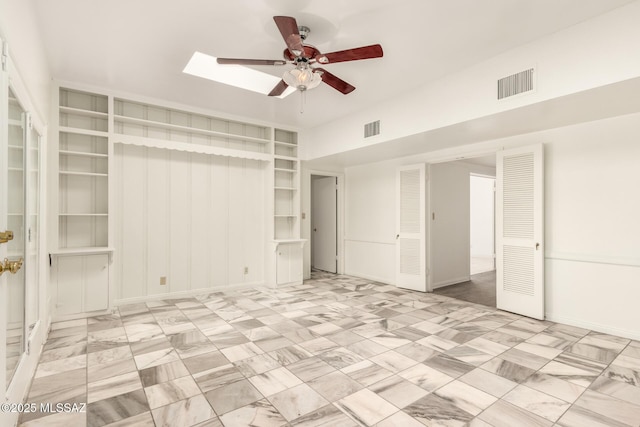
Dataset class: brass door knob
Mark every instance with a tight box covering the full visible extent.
[0,230,14,244]
[0,258,23,276]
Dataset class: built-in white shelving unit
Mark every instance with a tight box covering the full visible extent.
[52,84,304,317]
[273,130,299,241]
[57,88,109,250]
[273,129,304,285]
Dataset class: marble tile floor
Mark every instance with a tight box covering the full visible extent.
[17,270,640,427]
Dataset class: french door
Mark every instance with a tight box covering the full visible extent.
[1,69,43,427]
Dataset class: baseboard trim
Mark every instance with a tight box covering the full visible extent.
[545,312,640,341]
[113,281,266,306]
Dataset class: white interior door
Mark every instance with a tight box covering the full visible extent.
[311,176,337,273]
[396,164,427,291]
[496,144,544,319]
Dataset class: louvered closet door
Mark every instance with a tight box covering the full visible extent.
[396,164,427,292]
[496,144,544,319]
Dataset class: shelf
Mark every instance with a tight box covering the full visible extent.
[275,215,297,218]
[60,106,109,119]
[8,145,24,150]
[8,119,23,127]
[59,126,108,138]
[8,168,23,172]
[274,168,296,173]
[59,150,108,158]
[274,155,298,161]
[59,213,108,217]
[274,187,296,191]
[50,247,114,256]
[114,115,271,145]
[59,171,108,177]
[274,140,298,147]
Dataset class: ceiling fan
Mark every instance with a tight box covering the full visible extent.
[216,16,383,96]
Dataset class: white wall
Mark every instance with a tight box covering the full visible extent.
[342,111,640,339]
[300,1,640,161]
[470,175,495,258]
[0,0,51,120]
[344,162,396,283]
[542,113,640,338]
[113,144,266,303]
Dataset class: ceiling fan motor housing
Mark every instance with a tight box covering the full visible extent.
[298,26,310,40]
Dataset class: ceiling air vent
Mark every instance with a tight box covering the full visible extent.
[364,120,380,138]
[498,68,534,100]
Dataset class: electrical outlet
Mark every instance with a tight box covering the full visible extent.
[244,267,249,274]
[160,276,167,285]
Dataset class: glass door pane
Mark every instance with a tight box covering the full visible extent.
[5,87,26,385]
[26,125,40,335]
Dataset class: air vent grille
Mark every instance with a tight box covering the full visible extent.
[498,68,534,100]
[364,120,380,138]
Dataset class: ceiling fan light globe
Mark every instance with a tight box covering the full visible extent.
[283,68,322,92]
[307,73,323,89]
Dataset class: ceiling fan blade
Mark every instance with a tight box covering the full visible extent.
[217,58,287,66]
[273,16,304,57]
[316,68,355,94]
[268,79,289,97]
[317,44,383,64]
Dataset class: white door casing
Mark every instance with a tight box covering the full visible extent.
[396,164,427,292]
[0,42,9,408]
[496,144,544,319]
[311,176,337,273]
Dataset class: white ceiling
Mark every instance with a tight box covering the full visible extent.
[33,0,634,129]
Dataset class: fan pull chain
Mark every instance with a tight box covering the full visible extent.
[299,90,306,114]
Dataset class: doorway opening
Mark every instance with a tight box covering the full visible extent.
[470,174,496,275]
[430,155,497,307]
[310,175,338,273]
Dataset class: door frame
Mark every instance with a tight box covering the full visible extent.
[302,169,344,279]
[311,175,338,273]
[469,173,496,274]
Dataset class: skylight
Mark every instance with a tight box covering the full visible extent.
[183,52,295,99]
